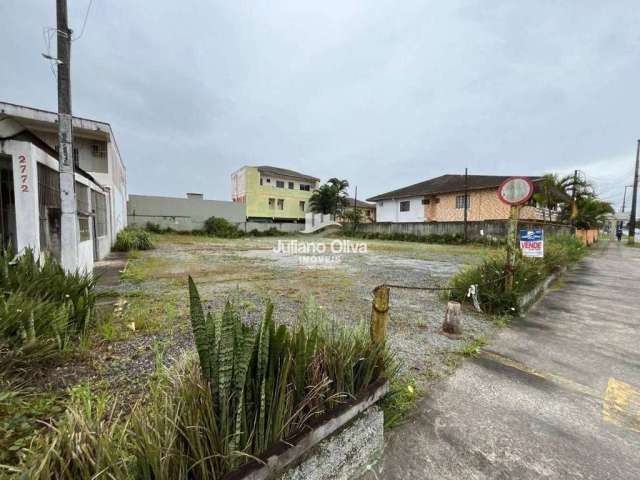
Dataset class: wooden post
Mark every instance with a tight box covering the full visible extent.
[505,205,520,292]
[443,301,462,334]
[370,286,390,345]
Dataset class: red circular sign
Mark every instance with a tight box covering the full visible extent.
[496,177,534,206]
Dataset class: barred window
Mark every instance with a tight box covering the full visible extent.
[78,216,90,241]
[91,142,107,159]
[400,201,410,212]
[456,195,469,209]
[76,182,90,214]
[92,190,107,237]
[38,164,60,209]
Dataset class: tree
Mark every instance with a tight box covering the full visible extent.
[309,178,350,215]
[531,173,571,222]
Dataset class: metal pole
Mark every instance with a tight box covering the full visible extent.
[463,168,468,242]
[57,0,79,271]
[622,185,630,213]
[628,140,640,243]
[505,205,520,292]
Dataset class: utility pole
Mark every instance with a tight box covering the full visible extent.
[463,168,468,242]
[628,140,640,244]
[353,185,358,233]
[570,169,578,227]
[57,0,79,271]
[622,185,632,213]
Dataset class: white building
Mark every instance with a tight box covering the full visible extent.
[0,101,127,271]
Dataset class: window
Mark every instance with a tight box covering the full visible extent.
[268,198,275,209]
[91,143,107,159]
[400,200,410,212]
[260,177,263,185]
[78,216,90,241]
[299,201,305,211]
[277,199,284,210]
[422,198,430,205]
[299,184,311,191]
[455,195,470,209]
[266,178,271,183]
[75,182,90,214]
[288,181,294,189]
[54,145,79,166]
[92,190,107,237]
[276,180,285,188]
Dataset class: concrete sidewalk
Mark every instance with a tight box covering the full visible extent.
[372,242,640,479]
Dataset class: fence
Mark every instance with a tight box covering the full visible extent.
[353,220,574,240]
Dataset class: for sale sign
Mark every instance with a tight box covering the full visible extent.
[519,229,544,258]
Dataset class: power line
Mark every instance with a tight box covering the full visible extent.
[72,0,94,41]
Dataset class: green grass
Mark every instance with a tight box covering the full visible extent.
[460,336,487,357]
[381,374,418,428]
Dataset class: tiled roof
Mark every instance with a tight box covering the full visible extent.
[256,166,319,182]
[345,197,376,209]
[367,174,542,202]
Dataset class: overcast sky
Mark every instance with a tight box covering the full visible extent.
[2,1,639,207]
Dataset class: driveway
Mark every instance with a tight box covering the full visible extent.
[372,242,640,479]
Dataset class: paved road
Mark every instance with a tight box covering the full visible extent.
[372,242,640,479]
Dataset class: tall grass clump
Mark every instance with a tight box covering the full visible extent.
[113,227,154,252]
[203,216,245,238]
[0,248,96,357]
[448,235,586,314]
[22,279,391,479]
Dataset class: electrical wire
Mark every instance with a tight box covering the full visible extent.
[72,0,94,41]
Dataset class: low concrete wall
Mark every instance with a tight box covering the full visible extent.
[280,407,383,480]
[356,220,574,239]
[127,194,246,231]
[240,222,304,233]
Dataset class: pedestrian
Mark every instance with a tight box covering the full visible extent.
[616,225,623,242]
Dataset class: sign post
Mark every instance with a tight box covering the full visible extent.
[497,177,535,292]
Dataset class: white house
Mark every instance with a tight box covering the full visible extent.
[0,101,127,271]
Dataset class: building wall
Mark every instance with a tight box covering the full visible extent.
[233,167,318,221]
[375,196,425,223]
[127,194,246,231]
[424,189,542,222]
[0,139,109,273]
[26,127,127,244]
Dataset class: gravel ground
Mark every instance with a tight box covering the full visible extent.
[43,235,497,397]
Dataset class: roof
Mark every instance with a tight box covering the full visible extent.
[0,120,105,191]
[345,197,376,209]
[256,166,320,182]
[367,174,542,202]
[0,100,124,172]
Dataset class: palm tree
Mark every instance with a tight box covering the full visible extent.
[532,173,570,222]
[309,178,350,215]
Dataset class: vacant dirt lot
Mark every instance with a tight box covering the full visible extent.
[92,233,499,395]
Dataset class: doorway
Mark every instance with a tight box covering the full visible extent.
[0,155,16,251]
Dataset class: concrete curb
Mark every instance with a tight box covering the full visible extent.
[517,266,567,315]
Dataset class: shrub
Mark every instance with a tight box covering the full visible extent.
[339,229,500,246]
[248,227,286,237]
[0,248,96,353]
[145,222,173,234]
[203,217,244,238]
[113,228,154,252]
[448,235,586,314]
[22,281,392,478]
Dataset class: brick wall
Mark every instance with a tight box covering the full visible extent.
[424,189,543,222]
